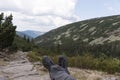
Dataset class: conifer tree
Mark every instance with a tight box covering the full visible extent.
[0,13,16,50]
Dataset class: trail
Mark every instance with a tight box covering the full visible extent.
[0,51,119,80]
[0,51,50,80]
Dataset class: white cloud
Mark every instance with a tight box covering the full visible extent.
[107,6,119,13]
[18,0,76,16]
[53,17,72,27]
[104,3,120,13]
[0,0,79,32]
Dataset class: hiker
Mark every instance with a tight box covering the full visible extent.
[42,55,76,80]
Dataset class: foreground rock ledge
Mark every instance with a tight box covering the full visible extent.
[0,51,50,80]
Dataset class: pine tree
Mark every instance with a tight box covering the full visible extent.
[0,13,16,50]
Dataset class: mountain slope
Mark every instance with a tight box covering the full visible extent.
[35,15,120,57]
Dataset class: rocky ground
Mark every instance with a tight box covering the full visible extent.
[0,51,120,80]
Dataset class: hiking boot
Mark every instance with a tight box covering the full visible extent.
[58,55,70,74]
[42,56,54,71]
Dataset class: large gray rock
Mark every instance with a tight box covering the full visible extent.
[0,75,8,80]
[1,60,44,80]
[3,62,33,74]
[0,51,50,80]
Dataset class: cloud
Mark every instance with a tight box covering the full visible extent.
[52,17,72,27]
[104,2,120,13]
[107,6,119,13]
[0,0,79,31]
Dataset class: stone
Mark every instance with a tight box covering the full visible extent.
[0,75,8,80]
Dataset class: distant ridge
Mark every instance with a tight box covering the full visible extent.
[17,30,45,38]
[16,31,33,39]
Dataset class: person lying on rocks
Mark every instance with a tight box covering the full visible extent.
[42,55,76,80]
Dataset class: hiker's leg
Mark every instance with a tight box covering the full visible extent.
[42,56,75,80]
[42,56,54,71]
[50,65,75,80]
[58,55,70,74]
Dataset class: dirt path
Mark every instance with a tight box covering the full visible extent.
[0,51,50,80]
[0,51,120,80]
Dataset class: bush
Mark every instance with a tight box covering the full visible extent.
[68,54,120,74]
[9,43,18,51]
[27,52,41,62]
[12,35,37,52]
[27,52,120,74]
[0,13,16,50]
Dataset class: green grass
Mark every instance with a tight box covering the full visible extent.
[27,52,42,62]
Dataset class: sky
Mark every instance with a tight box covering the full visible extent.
[0,0,120,32]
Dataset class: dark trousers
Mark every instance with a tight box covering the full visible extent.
[49,65,75,80]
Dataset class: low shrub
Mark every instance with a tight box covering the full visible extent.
[27,52,41,62]
[27,52,120,74]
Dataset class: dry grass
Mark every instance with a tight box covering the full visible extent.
[0,59,8,66]
[69,68,119,80]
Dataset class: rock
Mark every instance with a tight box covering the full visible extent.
[13,75,42,80]
[0,52,5,58]
[1,60,44,80]
[33,62,42,65]
[0,51,50,80]
[3,63,33,74]
[0,75,8,80]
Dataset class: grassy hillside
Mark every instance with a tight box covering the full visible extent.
[35,15,120,57]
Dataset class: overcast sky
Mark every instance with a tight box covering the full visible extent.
[0,0,120,32]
